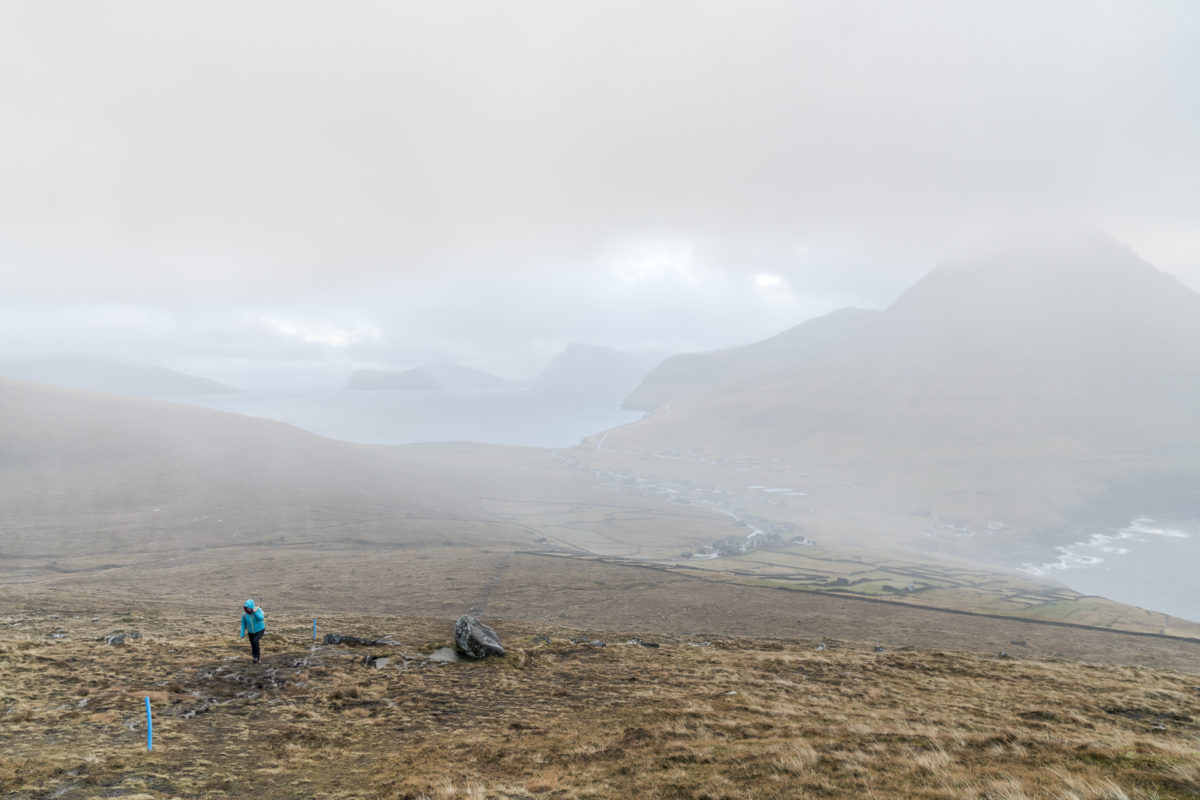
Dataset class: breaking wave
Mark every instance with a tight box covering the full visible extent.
[1019,516,1191,577]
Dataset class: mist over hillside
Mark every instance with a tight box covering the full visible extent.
[6,5,1200,796]
[531,343,666,401]
[0,357,241,398]
[604,235,1200,535]
[624,307,880,411]
[0,378,487,539]
[171,341,660,448]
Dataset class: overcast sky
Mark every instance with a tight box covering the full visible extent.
[2,1,1198,387]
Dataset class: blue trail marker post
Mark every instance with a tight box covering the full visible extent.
[145,696,153,751]
[313,617,317,641]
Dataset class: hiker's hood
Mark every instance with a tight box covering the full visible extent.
[244,599,256,612]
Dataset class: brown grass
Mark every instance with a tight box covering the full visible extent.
[1,611,1198,799]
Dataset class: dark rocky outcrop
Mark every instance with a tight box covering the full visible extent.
[102,632,142,645]
[571,637,607,647]
[454,615,505,659]
[323,633,400,647]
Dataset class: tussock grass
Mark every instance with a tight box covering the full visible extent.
[1,612,1198,799]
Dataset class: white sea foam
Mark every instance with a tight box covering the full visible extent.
[1020,532,1120,575]
[1019,516,1192,577]
[1124,517,1190,538]
[1019,516,1200,623]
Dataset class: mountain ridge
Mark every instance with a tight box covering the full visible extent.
[624,307,880,411]
[601,235,1200,533]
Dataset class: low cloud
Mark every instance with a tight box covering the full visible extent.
[1,1,1197,382]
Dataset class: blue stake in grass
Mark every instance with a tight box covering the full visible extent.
[145,695,153,751]
[313,616,317,641]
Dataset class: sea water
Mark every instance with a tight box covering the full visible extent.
[1020,516,1200,623]
[176,388,643,449]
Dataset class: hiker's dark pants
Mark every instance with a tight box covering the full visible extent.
[248,630,264,660]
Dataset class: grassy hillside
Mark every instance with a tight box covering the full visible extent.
[0,357,241,397]
[4,379,1200,798]
[0,379,498,549]
[2,611,1198,800]
[3,384,1194,645]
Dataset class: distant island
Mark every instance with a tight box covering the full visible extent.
[346,344,666,401]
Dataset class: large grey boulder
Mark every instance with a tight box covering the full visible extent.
[454,615,505,659]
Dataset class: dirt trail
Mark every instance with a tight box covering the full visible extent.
[467,553,512,621]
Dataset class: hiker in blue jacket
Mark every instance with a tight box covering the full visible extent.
[239,599,267,663]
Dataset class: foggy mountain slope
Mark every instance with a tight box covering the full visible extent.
[0,378,493,550]
[624,307,880,411]
[532,342,665,401]
[602,235,1200,527]
[345,362,515,391]
[0,356,241,397]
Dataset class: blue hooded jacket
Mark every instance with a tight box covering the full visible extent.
[240,599,266,637]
